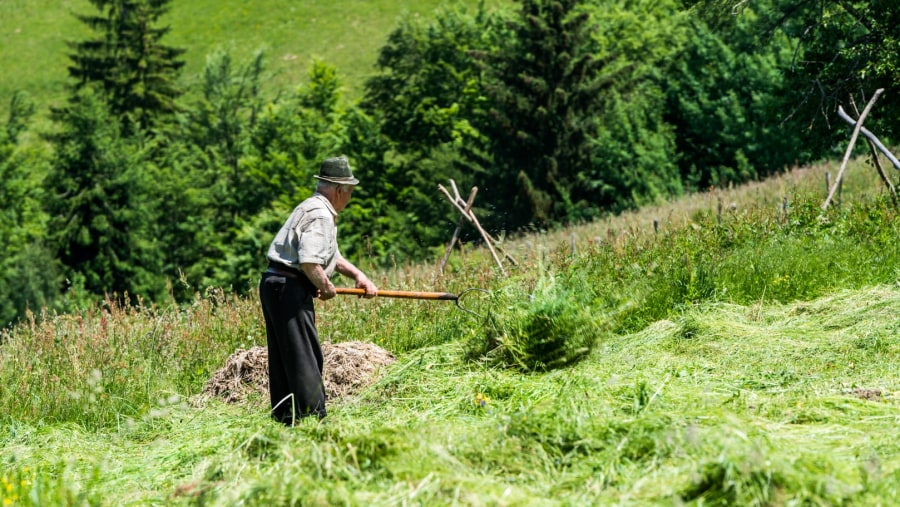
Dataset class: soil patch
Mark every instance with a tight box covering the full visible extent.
[850,387,882,401]
[203,341,396,404]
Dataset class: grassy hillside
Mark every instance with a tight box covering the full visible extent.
[2,156,900,505]
[4,287,900,505]
[0,0,505,120]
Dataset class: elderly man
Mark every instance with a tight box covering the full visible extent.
[259,155,377,425]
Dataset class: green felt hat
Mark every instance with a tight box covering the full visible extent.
[315,156,359,185]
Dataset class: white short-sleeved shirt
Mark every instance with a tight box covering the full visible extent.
[266,193,343,277]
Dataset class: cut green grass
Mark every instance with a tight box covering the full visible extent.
[2,158,900,504]
[3,287,899,505]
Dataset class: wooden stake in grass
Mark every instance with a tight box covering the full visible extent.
[439,186,478,274]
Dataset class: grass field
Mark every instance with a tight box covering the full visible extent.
[0,0,506,122]
[4,288,900,505]
[2,155,900,505]
[3,0,900,503]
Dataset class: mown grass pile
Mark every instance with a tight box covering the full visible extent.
[2,165,900,505]
[469,274,601,371]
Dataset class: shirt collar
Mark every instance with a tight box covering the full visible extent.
[312,192,338,217]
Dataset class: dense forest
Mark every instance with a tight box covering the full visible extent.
[1,0,897,327]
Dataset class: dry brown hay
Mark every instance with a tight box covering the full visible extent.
[202,341,396,405]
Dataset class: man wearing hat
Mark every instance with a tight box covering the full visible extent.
[259,155,378,425]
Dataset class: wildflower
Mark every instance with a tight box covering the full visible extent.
[474,393,490,408]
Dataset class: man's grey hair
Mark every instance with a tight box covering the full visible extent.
[316,180,352,192]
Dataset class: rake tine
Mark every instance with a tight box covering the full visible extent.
[455,288,490,319]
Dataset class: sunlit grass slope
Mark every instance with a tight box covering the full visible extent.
[0,0,505,120]
[3,286,899,505]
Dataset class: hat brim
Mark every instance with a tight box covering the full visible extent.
[314,175,359,185]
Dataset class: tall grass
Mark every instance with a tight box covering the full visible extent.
[0,291,263,428]
[574,189,900,333]
[2,159,900,505]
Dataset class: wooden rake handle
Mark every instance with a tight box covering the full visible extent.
[335,287,458,300]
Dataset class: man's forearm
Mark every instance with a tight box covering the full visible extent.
[300,263,334,292]
[336,258,378,297]
[335,258,365,281]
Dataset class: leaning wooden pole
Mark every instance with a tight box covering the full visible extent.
[823,88,884,210]
[450,181,518,266]
[837,105,900,171]
[438,183,506,276]
[439,186,478,274]
[839,104,898,202]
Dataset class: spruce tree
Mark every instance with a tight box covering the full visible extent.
[44,90,166,303]
[478,0,617,228]
[41,0,181,303]
[66,0,185,130]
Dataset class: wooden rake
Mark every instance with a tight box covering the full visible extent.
[336,287,489,318]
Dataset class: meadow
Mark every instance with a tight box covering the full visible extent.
[0,0,506,123]
[2,155,900,505]
[3,0,900,504]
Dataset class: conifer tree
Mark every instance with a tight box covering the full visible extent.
[477,0,618,228]
[44,90,166,303]
[42,0,181,303]
[65,0,185,130]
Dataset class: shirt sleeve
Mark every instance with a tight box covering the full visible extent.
[297,216,335,265]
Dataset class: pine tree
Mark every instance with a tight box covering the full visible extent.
[477,0,618,228]
[65,0,185,130]
[44,90,166,303]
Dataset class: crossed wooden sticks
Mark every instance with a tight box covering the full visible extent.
[438,179,517,275]
[824,88,900,209]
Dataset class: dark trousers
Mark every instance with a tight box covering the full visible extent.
[258,271,326,424]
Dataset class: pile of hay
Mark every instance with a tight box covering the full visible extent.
[203,341,396,404]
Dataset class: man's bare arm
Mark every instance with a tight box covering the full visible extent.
[335,258,378,298]
[300,263,337,300]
